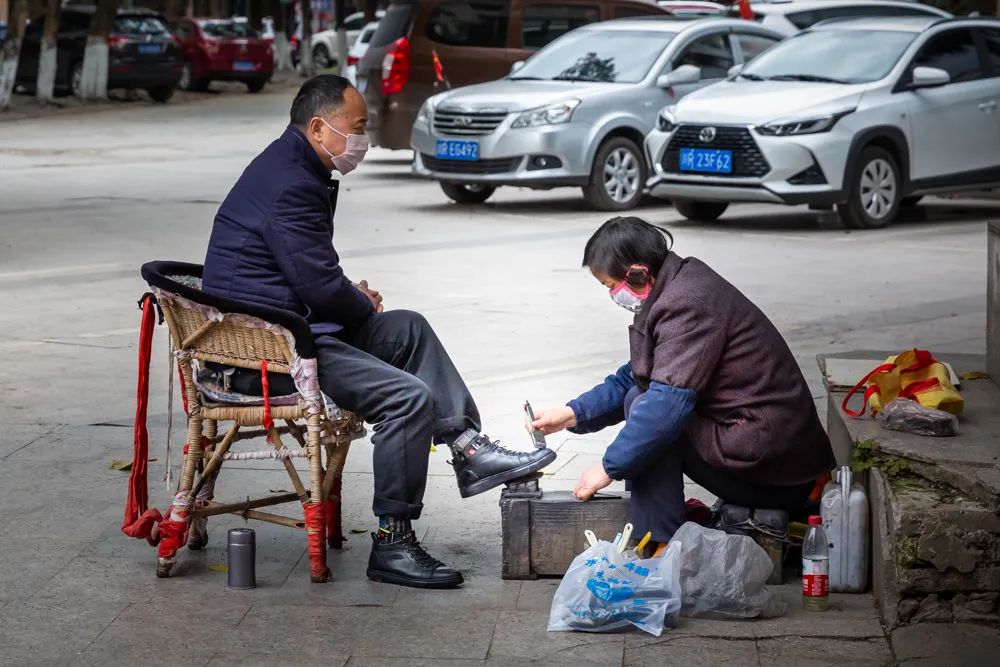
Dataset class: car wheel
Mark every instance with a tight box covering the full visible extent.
[440,182,496,204]
[901,195,923,207]
[673,200,729,222]
[70,62,83,98]
[313,44,332,70]
[837,146,901,230]
[584,137,646,211]
[147,86,174,103]
[246,79,267,94]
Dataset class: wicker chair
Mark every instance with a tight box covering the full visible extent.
[140,261,365,582]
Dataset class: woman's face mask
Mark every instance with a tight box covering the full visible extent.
[317,118,369,175]
[609,265,652,313]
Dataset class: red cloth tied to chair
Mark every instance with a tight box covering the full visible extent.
[157,515,189,559]
[303,501,330,581]
[122,294,165,545]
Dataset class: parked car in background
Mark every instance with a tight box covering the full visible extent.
[311,10,386,69]
[411,17,783,210]
[731,0,951,35]
[15,5,182,102]
[657,1,725,17]
[173,16,273,93]
[645,16,1000,229]
[345,21,380,85]
[360,0,672,151]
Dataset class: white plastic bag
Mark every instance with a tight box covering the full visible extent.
[674,522,786,619]
[547,539,681,636]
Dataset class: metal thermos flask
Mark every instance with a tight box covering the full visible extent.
[227,527,256,589]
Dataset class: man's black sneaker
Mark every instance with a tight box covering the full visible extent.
[367,531,464,589]
[450,429,557,498]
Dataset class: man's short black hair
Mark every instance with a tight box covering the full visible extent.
[582,217,674,280]
[290,74,354,127]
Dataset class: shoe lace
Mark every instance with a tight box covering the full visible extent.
[475,435,522,457]
[405,539,445,570]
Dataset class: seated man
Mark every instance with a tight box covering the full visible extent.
[203,75,555,589]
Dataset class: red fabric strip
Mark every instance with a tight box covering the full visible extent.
[157,518,189,559]
[841,362,895,417]
[303,502,330,582]
[122,295,162,542]
[261,360,274,438]
[898,378,941,400]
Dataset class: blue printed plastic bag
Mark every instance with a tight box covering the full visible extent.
[547,539,681,636]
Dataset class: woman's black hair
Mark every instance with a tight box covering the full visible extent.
[582,217,674,281]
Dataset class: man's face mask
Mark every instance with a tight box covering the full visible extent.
[317,118,369,175]
[609,265,652,313]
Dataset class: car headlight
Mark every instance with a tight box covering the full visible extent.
[756,110,853,136]
[657,107,677,133]
[511,100,580,129]
[416,100,434,126]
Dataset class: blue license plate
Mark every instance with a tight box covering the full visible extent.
[435,140,479,161]
[680,148,733,174]
[233,61,255,72]
[138,43,162,55]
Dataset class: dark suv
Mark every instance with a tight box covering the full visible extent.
[16,5,183,102]
[358,0,671,149]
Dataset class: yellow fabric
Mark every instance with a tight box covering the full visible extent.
[868,349,963,416]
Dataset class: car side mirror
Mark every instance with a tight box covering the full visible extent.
[728,64,744,78]
[910,66,950,89]
[657,64,701,88]
[510,60,525,75]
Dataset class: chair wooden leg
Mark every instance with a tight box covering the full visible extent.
[188,419,220,551]
[305,412,330,582]
[323,437,351,550]
[156,359,203,578]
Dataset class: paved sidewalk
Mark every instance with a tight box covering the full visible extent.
[0,423,893,667]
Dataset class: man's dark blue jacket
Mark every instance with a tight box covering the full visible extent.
[203,125,373,333]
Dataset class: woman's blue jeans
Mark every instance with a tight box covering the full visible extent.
[623,386,813,542]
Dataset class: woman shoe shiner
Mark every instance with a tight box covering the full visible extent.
[529,217,836,548]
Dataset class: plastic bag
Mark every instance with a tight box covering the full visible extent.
[875,398,959,437]
[673,522,786,619]
[547,539,681,636]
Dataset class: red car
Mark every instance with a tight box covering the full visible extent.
[173,17,273,93]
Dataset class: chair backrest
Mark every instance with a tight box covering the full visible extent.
[141,261,316,372]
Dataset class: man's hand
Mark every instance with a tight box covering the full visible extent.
[574,462,613,501]
[355,280,384,313]
[527,405,577,436]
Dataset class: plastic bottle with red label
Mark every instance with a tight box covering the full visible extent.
[802,515,830,611]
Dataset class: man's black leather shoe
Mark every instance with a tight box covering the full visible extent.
[367,531,464,589]
[450,429,557,498]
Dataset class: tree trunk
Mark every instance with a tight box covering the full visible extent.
[165,0,188,20]
[1,0,29,111]
[334,0,346,76]
[271,0,292,71]
[246,0,259,29]
[299,0,314,76]
[363,0,376,23]
[79,0,119,100]
[35,0,61,103]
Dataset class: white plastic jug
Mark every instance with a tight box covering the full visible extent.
[820,465,869,593]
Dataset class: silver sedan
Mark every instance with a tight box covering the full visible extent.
[411,17,784,211]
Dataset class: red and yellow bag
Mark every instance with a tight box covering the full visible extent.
[841,349,963,417]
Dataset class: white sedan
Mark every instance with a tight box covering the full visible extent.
[311,10,384,69]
